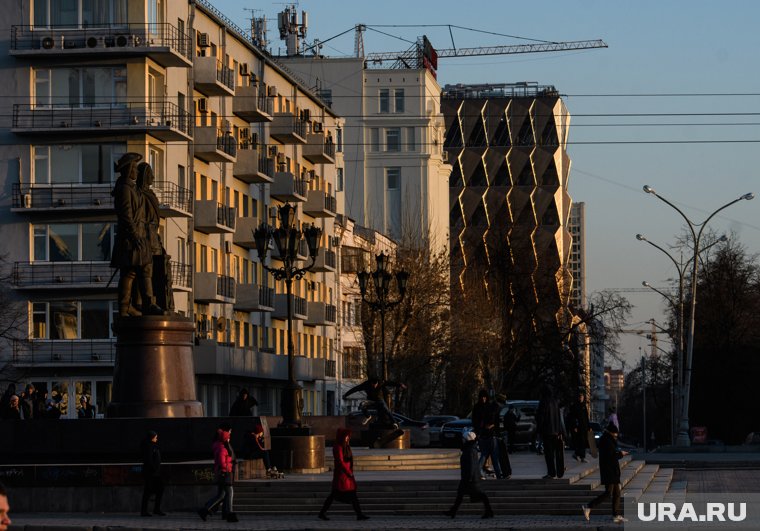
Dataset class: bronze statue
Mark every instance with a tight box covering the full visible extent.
[110,152,161,317]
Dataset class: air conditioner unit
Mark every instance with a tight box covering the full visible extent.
[86,36,105,48]
[23,194,32,208]
[239,63,250,76]
[41,36,56,50]
[198,32,210,48]
[115,34,130,47]
[198,98,208,112]
[313,122,323,133]
[276,153,286,165]
[267,86,277,97]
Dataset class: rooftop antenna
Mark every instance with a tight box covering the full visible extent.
[277,4,308,56]
[354,23,366,58]
[244,8,268,50]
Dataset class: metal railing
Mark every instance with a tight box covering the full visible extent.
[325,359,337,378]
[325,304,337,323]
[216,203,237,229]
[170,261,192,289]
[294,177,307,197]
[13,100,192,135]
[153,180,193,214]
[216,60,235,90]
[12,261,113,287]
[255,85,274,115]
[259,285,274,307]
[12,182,113,210]
[10,23,192,60]
[12,338,116,364]
[324,194,337,213]
[324,249,337,269]
[294,296,307,316]
[217,275,236,299]
[216,132,237,158]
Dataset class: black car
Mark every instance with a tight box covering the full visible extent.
[500,400,539,449]
[440,418,473,448]
[423,415,459,446]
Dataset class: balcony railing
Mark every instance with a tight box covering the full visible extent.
[217,275,236,300]
[232,84,273,122]
[325,359,337,378]
[153,180,193,216]
[216,61,235,90]
[12,182,113,211]
[12,101,192,140]
[270,112,307,144]
[233,143,274,184]
[217,133,237,158]
[194,127,236,162]
[11,261,113,288]
[12,339,116,364]
[193,57,235,96]
[303,133,336,164]
[216,203,236,228]
[194,200,236,233]
[9,23,193,67]
[304,190,337,217]
[270,172,307,202]
[170,261,192,290]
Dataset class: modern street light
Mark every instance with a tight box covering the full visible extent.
[253,203,322,428]
[642,185,753,446]
[357,252,409,386]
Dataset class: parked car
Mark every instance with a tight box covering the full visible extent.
[500,400,539,449]
[423,415,459,446]
[346,410,431,447]
[440,418,473,448]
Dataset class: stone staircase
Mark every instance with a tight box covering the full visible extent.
[234,453,677,516]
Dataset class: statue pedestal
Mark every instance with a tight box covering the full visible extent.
[107,315,203,418]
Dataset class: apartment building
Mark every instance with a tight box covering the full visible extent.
[0,0,344,418]
[569,202,586,310]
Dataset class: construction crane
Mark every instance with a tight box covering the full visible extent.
[363,34,607,72]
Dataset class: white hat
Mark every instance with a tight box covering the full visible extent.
[463,429,477,442]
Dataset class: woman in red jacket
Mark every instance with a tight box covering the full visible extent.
[318,428,369,521]
[198,423,238,523]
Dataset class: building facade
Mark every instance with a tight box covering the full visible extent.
[568,201,586,310]
[0,0,344,418]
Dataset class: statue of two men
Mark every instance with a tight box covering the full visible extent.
[110,153,174,317]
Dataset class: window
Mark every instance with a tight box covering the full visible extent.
[33,0,127,28]
[34,67,127,108]
[386,168,401,239]
[394,89,405,113]
[30,301,116,340]
[32,223,112,262]
[336,128,343,152]
[406,127,416,151]
[370,128,379,152]
[336,168,344,192]
[386,128,401,152]
[149,146,163,181]
[33,144,125,184]
[379,89,390,113]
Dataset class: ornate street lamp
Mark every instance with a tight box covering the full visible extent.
[357,252,409,385]
[642,185,753,446]
[254,203,321,428]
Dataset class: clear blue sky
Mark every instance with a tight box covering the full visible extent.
[214,0,760,369]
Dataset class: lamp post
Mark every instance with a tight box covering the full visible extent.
[253,203,322,428]
[357,252,409,385]
[642,185,753,446]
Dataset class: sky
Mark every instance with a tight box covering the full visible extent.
[212,0,760,370]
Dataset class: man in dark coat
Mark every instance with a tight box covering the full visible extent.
[582,423,628,524]
[343,378,406,428]
[471,390,506,478]
[141,430,165,517]
[444,431,494,519]
[110,152,159,317]
[536,385,565,479]
[568,392,590,462]
[229,388,258,416]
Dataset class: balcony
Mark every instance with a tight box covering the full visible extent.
[194,272,235,304]
[303,190,337,218]
[312,249,337,272]
[12,183,113,213]
[270,172,307,202]
[232,84,273,122]
[305,301,337,327]
[194,201,236,234]
[234,284,274,312]
[303,133,336,164]
[233,144,274,184]
[9,23,193,68]
[12,339,116,366]
[193,339,325,381]
[193,57,235,97]
[11,261,114,289]
[153,181,193,217]
[233,216,259,249]
[12,101,192,141]
[272,294,307,320]
[194,127,237,163]
[325,359,337,378]
[270,112,307,144]
[170,261,192,292]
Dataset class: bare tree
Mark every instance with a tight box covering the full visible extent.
[0,254,27,389]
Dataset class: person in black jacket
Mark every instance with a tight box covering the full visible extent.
[444,431,494,519]
[568,392,590,463]
[342,378,406,427]
[229,388,258,416]
[581,423,628,524]
[536,385,565,479]
[140,430,165,517]
[471,390,506,478]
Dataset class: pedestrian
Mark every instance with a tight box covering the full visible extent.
[45,391,62,419]
[471,390,507,479]
[0,482,12,531]
[318,428,369,521]
[494,393,513,477]
[607,406,620,431]
[1,396,20,420]
[536,385,565,479]
[77,396,97,418]
[444,430,494,519]
[342,377,406,428]
[581,423,629,524]
[198,423,238,523]
[20,384,35,419]
[229,388,258,416]
[140,430,165,517]
[243,425,280,478]
[504,405,519,453]
[568,392,590,463]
